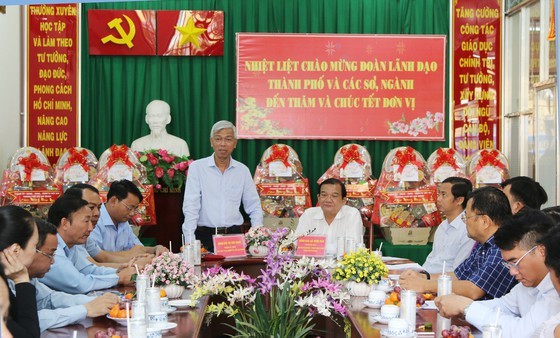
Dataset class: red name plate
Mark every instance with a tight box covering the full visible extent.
[296,235,326,257]
[213,234,247,258]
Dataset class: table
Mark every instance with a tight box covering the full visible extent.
[374,238,433,265]
[41,295,208,337]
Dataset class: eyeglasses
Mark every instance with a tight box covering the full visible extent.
[501,246,538,271]
[120,200,138,212]
[35,248,55,261]
[461,213,484,223]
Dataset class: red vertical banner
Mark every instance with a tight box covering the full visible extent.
[452,1,501,158]
[27,4,79,165]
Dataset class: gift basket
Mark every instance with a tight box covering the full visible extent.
[467,148,510,188]
[89,144,156,225]
[0,147,62,218]
[253,144,312,222]
[427,148,468,183]
[318,144,377,222]
[372,146,440,245]
[54,147,98,191]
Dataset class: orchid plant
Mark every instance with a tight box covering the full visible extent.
[191,228,350,337]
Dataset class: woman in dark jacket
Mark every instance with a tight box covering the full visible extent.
[0,205,40,338]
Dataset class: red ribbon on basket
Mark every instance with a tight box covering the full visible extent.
[106,145,134,169]
[264,144,290,167]
[340,144,365,169]
[17,153,51,181]
[63,148,90,172]
[475,149,506,172]
[393,146,422,173]
[433,148,459,170]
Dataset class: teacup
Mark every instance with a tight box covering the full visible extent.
[380,304,400,319]
[368,290,386,305]
[147,327,162,338]
[160,297,169,309]
[387,318,411,336]
[148,311,168,328]
[376,278,393,292]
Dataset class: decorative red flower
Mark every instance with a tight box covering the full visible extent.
[167,168,175,179]
[155,167,164,178]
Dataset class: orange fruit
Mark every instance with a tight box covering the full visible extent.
[385,298,393,305]
[389,292,399,303]
[117,309,129,318]
[125,292,134,300]
[109,304,119,318]
[160,289,166,298]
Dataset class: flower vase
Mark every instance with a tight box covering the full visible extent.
[248,245,269,257]
[346,281,374,297]
[162,284,185,299]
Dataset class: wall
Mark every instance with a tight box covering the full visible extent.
[0,6,23,170]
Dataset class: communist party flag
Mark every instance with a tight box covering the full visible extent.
[88,10,156,55]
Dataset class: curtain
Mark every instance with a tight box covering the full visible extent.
[81,0,450,199]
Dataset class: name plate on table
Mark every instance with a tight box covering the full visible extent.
[296,235,326,257]
[213,234,247,258]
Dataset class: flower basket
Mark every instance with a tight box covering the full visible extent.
[333,248,388,287]
[136,149,192,191]
[244,227,272,253]
[162,284,185,299]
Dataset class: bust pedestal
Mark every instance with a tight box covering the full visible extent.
[141,188,184,251]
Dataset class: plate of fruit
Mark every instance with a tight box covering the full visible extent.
[441,325,474,338]
[384,286,427,307]
[107,303,132,325]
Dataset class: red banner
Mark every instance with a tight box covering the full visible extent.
[87,10,156,55]
[156,10,224,56]
[345,182,375,199]
[257,182,309,196]
[27,4,79,165]
[452,1,501,158]
[236,33,446,140]
[377,189,437,204]
[6,189,61,205]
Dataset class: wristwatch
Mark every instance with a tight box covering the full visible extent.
[419,270,431,280]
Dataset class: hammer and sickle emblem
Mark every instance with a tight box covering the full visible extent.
[101,14,136,48]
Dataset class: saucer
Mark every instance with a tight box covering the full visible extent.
[371,315,397,325]
[380,328,416,338]
[106,315,129,325]
[169,299,198,308]
[149,322,177,333]
[363,300,383,309]
[163,306,176,313]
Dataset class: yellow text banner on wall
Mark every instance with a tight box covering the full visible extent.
[236,33,446,141]
[452,1,501,158]
[26,4,79,165]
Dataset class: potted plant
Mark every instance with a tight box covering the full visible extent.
[191,228,350,337]
[244,226,273,257]
[332,247,388,296]
[142,252,197,299]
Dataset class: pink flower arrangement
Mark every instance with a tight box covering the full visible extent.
[387,111,443,137]
[244,226,273,247]
[136,149,192,190]
[142,252,196,286]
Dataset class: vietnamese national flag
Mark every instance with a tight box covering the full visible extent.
[156,10,224,56]
[88,9,156,55]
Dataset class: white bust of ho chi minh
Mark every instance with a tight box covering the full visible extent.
[131,100,190,157]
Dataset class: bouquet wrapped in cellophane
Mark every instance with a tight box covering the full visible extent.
[467,148,509,188]
[318,144,377,222]
[253,144,311,218]
[54,147,98,190]
[89,144,156,225]
[372,146,441,228]
[0,147,61,218]
[427,148,468,184]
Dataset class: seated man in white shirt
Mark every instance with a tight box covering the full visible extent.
[28,219,118,332]
[296,178,363,256]
[421,177,475,274]
[40,195,135,294]
[435,209,560,338]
